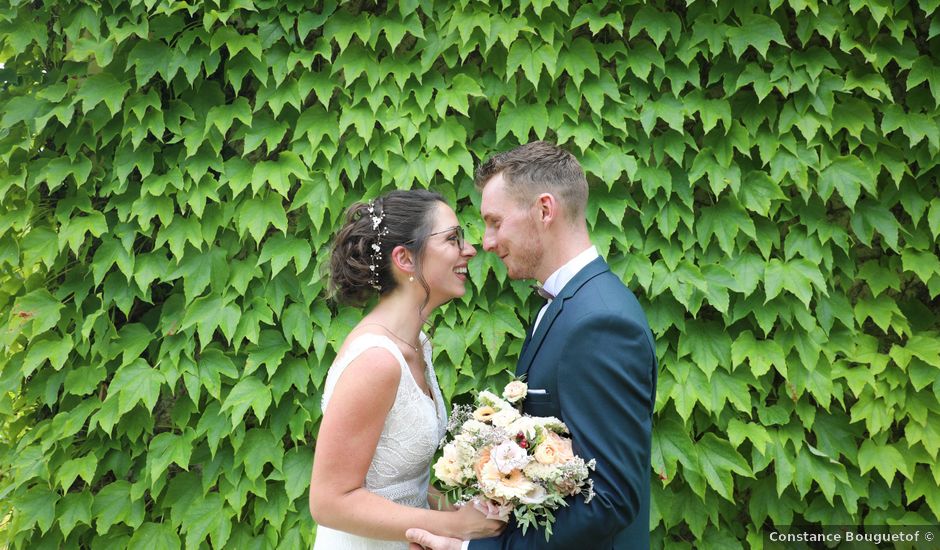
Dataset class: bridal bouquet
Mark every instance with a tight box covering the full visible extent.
[433,380,595,540]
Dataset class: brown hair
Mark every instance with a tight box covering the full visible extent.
[329,189,446,306]
[474,141,588,220]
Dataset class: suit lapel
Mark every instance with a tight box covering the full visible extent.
[516,257,610,377]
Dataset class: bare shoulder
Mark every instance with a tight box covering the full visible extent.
[331,343,403,400]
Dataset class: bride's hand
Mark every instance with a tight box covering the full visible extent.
[453,502,507,539]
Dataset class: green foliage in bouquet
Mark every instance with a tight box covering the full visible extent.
[0,0,938,548]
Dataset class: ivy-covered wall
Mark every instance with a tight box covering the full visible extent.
[1,0,939,548]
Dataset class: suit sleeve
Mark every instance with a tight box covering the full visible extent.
[470,311,657,549]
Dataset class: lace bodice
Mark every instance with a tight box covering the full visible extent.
[313,333,447,550]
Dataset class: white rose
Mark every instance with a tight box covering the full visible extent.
[517,483,549,505]
[434,455,463,486]
[502,380,527,403]
[490,407,521,428]
[461,419,490,435]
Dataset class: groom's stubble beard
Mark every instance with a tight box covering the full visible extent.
[505,220,545,281]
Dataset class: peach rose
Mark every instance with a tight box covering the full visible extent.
[533,432,575,465]
[474,447,492,481]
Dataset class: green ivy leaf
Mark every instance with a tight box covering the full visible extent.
[58,490,93,539]
[93,481,143,535]
[727,14,786,58]
[56,454,97,490]
[696,200,756,256]
[695,433,751,501]
[818,156,876,210]
[258,234,312,278]
[559,38,599,88]
[15,486,59,534]
[731,330,787,377]
[469,303,525,359]
[147,429,196,482]
[855,295,907,335]
[677,321,731,378]
[628,6,681,47]
[129,522,181,550]
[210,26,263,60]
[624,41,665,81]
[650,415,696,481]
[127,40,173,85]
[727,419,772,455]
[237,193,289,243]
[236,428,284,481]
[764,259,825,307]
[222,377,273,428]
[244,330,291,378]
[282,303,313,350]
[851,201,899,250]
[496,101,549,143]
[75,73,130,116]
[1,95,45,129]
[180,492,232,549]
[22,334,72,377]
[108,359,165,415]
[858,439,910,484]
[12,289,63,338]
[901,249,940,284]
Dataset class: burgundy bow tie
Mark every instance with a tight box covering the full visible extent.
[531,284,555,300]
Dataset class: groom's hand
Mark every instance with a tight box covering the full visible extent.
[406,528,463,550]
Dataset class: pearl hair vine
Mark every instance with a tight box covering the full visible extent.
[367,200,389,291]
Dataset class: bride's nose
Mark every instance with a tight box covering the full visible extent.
[461,241,477,258]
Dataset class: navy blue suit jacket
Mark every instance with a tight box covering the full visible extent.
[469,257,657,550]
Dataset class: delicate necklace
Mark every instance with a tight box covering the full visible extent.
[361,323,420,353]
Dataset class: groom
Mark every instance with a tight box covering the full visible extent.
[408,141,658,549]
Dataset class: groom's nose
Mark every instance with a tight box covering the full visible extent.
[482,231,496,252]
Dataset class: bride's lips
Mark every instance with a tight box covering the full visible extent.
[454,265,469,281]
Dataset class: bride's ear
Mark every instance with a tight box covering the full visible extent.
[390,245,416,276]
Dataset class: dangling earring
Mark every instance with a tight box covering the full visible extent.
[408,276,414,282]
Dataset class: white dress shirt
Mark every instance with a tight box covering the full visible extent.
[533,246,599,332]
[458,246,599,550]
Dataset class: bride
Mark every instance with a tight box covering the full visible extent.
[309,190,505,548]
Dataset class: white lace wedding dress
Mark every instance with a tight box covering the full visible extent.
[312,332,447,550]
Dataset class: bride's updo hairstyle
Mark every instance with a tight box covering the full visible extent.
[329,189,446,306]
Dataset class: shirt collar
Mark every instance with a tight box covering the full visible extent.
[541,246,599,298]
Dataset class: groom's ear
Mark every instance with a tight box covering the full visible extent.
[390,245,416,274]
[535,193,557,225]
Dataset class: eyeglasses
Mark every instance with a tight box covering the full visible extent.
[406,225,464,250]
